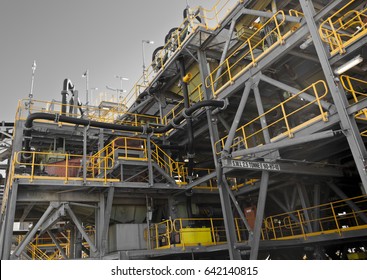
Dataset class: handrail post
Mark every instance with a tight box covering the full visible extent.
[297,210,306,240]
[280,103,292,138]
[330,202,342,236]
[210,218,216,245]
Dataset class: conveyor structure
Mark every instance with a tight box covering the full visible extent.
[1,0,367,260]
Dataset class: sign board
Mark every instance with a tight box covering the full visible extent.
[222,159,281,171]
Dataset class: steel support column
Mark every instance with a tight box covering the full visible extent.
[47,230,68,259]
[100,187,115,256]
[300,0,367,193]
[313,184,321,232]
[1,182,18,259]
[198,50,241,259]
[297,183,313,233]
[250,82,275,259]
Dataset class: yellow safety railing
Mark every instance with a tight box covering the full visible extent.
[16,99,160,128]
[288,9,304,17]
[205,11,289,96]
[319,0,367,55]
[88,137,148,175]
[123,1,242,109]
[340,75,367,136]
[215,80,329,154]
[150,195,367,250]
[148,219,173,249]
[263,195,367,240]
[198,0,241,31]
[151,217,252,249]
[151,141,187,185]
[340,75,367,103]
[162,83,204,126]
[89,136,187,185]
[13,151,119,184]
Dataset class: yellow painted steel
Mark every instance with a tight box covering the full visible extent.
[341,75,367,136]
[263,195,367,241]
[319,0,367,55]
[123,1,242,109]
[16,99,160,128]
[205,11,291,96]
[162,83,204,127]
[215,80,329,154]
[150,195,367,250]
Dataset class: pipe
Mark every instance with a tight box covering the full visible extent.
[61,79,75,116]
[178,58,195,177]
[23,100,226,152]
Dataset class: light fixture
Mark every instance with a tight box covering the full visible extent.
[334,55,363,75]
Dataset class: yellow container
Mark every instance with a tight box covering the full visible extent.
[347,252,367,260]
[180,227,212,245]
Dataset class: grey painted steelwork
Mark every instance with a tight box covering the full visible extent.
[12,202,57,259]
[300,0,367,193]
[198,50,241,260]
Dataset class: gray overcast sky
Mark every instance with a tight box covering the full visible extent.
[0,0,219,121]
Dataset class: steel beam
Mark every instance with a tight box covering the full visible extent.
[223,82,252,155]
[222,177,253,234]
[101,187,114,256]
[313,184,321,232]
[12,202,57,259]
[96,193,105,256]
[1,182,19,259]
[269,193,301,226]
[250,171,269,260]
[259,74,334,112]
[300,0,367,193]
[38,204,66,236]
[19,203,36,223]
[65,204,97,253]
[47,230,68,259]
[222,158,343,177]
[297,183,313,233]
[241,8,301,23]
[253,83,272,144]
[327,182,367,224]
[214,19,237,90]
[198,50,241,260]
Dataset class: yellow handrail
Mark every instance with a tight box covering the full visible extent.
[205,11,288,96]
[13,151,119,183]
[150,195,367,249]
[319,0,367,55]
[16,99,160,127]
[123,1,242,109]
[215,80,329,154]
[263,195,367,241]
[340,75,367,136]
[162,83,204,126]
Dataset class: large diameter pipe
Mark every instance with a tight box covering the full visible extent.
[23,100,226,151]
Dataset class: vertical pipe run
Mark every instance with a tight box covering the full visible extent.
[178,58,195,177]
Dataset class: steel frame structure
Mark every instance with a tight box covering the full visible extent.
[1,0,367,260]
